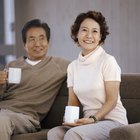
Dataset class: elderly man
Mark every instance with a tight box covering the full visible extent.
[0,19,69,140]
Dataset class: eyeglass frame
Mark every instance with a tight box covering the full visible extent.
[26,35,48,45]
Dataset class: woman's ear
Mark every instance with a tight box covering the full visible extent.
[100,34,102,40]
[99,34,102,44]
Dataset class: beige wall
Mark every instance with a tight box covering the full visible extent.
[15,0,140,73]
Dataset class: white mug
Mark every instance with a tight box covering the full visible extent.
[8,68,22,84]
[64,106,80,123]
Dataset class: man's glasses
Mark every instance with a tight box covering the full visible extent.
[27,36,47,45]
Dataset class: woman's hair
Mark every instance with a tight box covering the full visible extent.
[22,19,50,44]
[71,11,109,45]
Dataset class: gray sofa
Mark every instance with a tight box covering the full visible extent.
[11,74,140,140]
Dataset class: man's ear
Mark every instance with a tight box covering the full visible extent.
[24,45,28,51]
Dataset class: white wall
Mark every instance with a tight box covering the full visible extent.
[15,0,140,73]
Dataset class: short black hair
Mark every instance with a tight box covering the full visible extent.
[22,19,50,43]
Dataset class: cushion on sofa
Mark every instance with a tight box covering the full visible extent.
[110,122,140,140]
[121,74,140,124]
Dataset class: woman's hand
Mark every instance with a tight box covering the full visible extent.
[62,118,95,127]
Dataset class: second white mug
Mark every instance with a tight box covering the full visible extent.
[64,106,80,123]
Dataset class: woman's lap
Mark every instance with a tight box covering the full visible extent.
[48,120,122,140]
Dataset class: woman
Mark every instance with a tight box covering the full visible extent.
[48,10,128,140]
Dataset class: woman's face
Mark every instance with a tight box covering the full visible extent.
[77,18,101,56]
[24,27,49,61]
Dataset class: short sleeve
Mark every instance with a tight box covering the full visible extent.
[103,56,121,81]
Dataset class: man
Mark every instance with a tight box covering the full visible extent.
[0,19,69,140]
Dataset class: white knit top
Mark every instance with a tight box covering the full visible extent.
[67,46,128,125]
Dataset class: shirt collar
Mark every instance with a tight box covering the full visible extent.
[78,46,105,65]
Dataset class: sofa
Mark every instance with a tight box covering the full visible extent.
[110,74,140,140]
[11,74,140,140]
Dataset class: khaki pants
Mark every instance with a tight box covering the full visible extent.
[47,120,123,140]
[0,109,40,140]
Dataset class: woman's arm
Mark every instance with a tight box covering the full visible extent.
[62,87,81,126]
[94,81,120,121]
[74,81,120,126]
[64,81,120,126]
[67,87,80,106]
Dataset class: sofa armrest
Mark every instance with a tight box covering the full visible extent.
[110,123,140,140]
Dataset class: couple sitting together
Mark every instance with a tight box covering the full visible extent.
[0,10,128,140]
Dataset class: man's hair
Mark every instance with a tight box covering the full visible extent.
[22,19,50,43]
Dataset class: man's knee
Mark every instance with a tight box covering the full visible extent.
[0,115,11,125]
[0,115,13,133]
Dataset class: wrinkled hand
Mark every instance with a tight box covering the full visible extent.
[0,71,7,84]
[62,118,95,127]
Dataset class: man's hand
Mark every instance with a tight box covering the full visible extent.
[0,71,7,84]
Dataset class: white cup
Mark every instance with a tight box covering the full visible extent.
[64,106,80,123]
[8,68,22,84]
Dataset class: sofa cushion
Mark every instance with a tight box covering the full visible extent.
[121,74,140,99]
[121,74,140,124]
[110,123,140,140]
[41,80,68,129]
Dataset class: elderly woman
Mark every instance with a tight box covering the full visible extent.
[48,10,128,140]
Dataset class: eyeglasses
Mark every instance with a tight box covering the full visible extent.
[27,36,47,45]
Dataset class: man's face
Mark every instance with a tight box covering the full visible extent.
[24,27,49,61]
